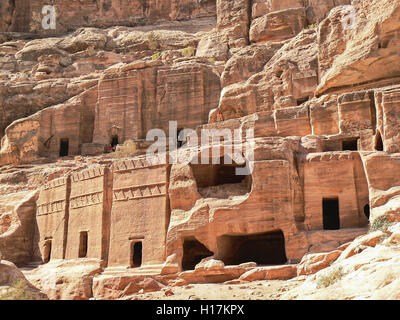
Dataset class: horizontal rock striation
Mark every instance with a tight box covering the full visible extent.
[0,0,400,300]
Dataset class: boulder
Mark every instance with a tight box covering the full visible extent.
[0,260,47,300]
[297,250,342,276]
[23,259,102,300]
[239,265,297,281]
[250,8,306,43]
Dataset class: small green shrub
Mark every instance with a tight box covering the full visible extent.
[317,266,345,289]
[306,23,318,31]
[182,46,195,57]
[207,57,215,64]
[152,51,162,61]
[0,280,34,300]
[369,215,393,233]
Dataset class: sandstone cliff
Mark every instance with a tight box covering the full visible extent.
[0,0,400,300]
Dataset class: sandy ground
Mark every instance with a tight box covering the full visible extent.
[123,278,306,300]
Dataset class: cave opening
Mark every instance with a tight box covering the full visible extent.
[364,204,370,220]
[59,138,69,157]
[131,241,143,268]
[182,237,213,271]
[177,128,184,148]
[296,97,309,106]
[111,135,119,148]
[323,198,340,230]
[43,239,52,263]
[190,157,252,198]
[216,231,287,266]
[375,131,384,151]
[78,231,88,258]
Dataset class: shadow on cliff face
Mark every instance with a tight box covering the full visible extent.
[190,158,252,199]
[182,237,214,271]
[216,230,287,266]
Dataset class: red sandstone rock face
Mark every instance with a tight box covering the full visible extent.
[250,7,306,43]
[1,0,400,301]
[316,0,400,95]
[282,225,400,300]
[93,275,165,299]
[216,0,250,48]
[240,265,297,281]
[297,250,342,276]
[0,24,213,140]
[0,191,38,266]
[0,0,216,34]
[93,60,220,146]
[217,29,318,120]
[361,152,400,222]
[221,42,284,87]
[0,86,98,165]
[0,1,13,33]
[23,258,102,300]
[0,260,47,300]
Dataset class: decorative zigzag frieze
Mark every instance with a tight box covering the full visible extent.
[70,191,104,209]
[71,167,106,183]
[37,200,66,216]
[43,177,68,190]
[306,152,354,163]
[112,157,165,173]
[113,182,166,201]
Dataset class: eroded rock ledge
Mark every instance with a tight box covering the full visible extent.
[1,0,400,300]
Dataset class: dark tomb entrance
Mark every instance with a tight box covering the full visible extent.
[111,135,119,148]
[131,241,143,268]
[78,231,88,258]
[364,204,370,220]
[323,198,340,230]
[177,128,184,148]
[375,131,384,151]
[59,138,69,157]
[182,237,213,271]
[342,139,358,151]
[217,230,287,266]
[43,239,52,263]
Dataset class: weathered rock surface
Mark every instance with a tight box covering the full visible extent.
[0,191,38,266]
[250,7,306,43]
[316,0,400,95]
[221,42,284,87]
[239,265,297,281]
[1,0,400,302]
[23,258,102,300]
[0,24,214,139]
[216,0,250,50]
[0,259,47,300]
[0,0,217,34]
[282,223,400,300]
[217,29,318,120]
[296,250,342,276]
[93,271,169,299]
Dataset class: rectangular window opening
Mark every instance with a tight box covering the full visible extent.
[342,139,359,151]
